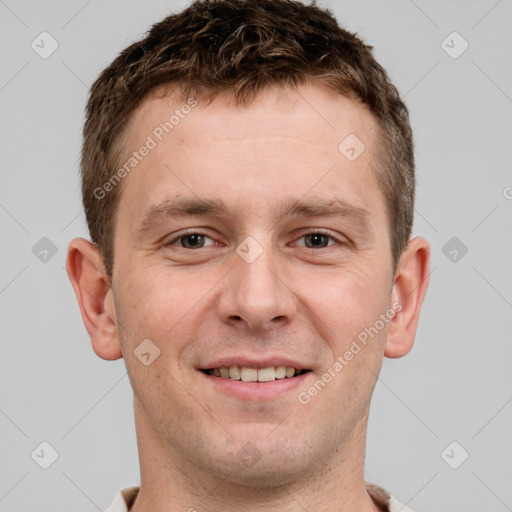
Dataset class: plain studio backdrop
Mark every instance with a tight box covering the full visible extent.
[1,1,511,511]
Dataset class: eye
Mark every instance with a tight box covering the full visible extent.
[295,231,339,249]
[165,232,216,249]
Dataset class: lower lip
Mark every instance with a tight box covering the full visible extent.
[199,371,311,400]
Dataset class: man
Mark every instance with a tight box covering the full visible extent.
[66,0,430,510]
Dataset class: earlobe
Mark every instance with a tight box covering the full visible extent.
[66,238,123,360]
[384,237,430,359]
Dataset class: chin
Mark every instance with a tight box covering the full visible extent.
[216,454,315,489]
[205,431,325,489]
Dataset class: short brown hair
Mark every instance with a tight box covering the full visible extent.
[81,0,415,278]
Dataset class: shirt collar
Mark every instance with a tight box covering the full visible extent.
[104,483,413,512]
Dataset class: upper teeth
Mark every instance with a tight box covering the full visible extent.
[209,366,301,382]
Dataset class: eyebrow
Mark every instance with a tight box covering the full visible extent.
[137,196,371,235]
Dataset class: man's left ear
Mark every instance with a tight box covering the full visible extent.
[385,236,430,358]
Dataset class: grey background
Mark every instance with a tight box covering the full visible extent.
[1,0,511,510]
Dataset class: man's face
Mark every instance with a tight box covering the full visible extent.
[111,84,395,485]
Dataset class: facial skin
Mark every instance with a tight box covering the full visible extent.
[67,83,430,512]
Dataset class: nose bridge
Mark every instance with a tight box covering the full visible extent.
[239,243,279,300]
[219,236,295,331]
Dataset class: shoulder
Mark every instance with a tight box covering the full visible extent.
[366,482,415,512]
[103,486,140,512]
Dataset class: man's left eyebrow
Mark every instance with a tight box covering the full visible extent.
[278,198,371,225]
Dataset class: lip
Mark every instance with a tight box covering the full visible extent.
[199,369,312,401]
[199,356,308,371]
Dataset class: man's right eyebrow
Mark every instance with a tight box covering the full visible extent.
[137,197,229,235]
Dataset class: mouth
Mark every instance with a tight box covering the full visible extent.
[200,365,311,392]
[200,365,311,382]
[198,356,313,400]
[199,365,312,401]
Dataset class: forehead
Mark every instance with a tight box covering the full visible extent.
[127,83,377,153]
[117,82,385,227]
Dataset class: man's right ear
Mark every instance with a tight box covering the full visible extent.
[66,238,123,360]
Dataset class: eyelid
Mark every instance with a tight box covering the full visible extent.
[162,228,348,249]
[292,228,346,245]
[162,229,218,247]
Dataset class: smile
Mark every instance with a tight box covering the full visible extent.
[201,366,310,382]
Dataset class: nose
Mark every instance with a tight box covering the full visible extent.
[217,243,297,332]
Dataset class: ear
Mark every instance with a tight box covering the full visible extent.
[66,238,122,360]
[385,236,430,358]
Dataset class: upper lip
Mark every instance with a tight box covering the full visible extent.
[199,356,309,371]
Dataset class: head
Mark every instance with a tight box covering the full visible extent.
[67,0,429,491]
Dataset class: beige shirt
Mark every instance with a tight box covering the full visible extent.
[103,483,414,511]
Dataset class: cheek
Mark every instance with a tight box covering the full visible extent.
[297,263,391,346]
[115,263,216,355]
[310,270,391,413]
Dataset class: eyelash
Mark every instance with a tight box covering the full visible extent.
[164,229,344,249]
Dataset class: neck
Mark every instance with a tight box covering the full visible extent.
[130,401,381,512]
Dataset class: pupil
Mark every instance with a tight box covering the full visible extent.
[183,234,204,248]
[306,233,328,248]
